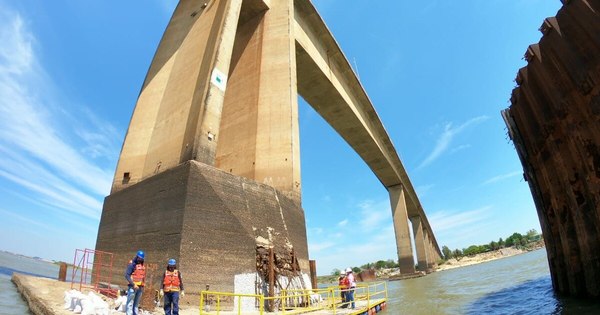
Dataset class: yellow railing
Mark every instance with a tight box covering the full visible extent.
[199,282,387,314]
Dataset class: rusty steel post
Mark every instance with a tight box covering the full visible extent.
[309,260,317,290]
[268,247,275,312]
[58,262,67,282]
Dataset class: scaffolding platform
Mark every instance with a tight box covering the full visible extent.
[199,282,388,315]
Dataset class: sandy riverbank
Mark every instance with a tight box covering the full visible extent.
[436,246,545,272]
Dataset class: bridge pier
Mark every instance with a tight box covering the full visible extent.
[410,216,429,272]
[97,0,442,291]
[389,185,416,275]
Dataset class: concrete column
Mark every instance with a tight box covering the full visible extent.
[424,232,434,269]
[111,0,243,193]
[254,0,301,202]
[389,185,415,274]
[410,216,429,271]
[190,0,244,165]
[215,0,301,203]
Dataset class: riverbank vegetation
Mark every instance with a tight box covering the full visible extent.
[317,229,543,281]
[441,229,542,261]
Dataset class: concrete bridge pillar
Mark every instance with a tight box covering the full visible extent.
[424,232,433,269]
[410,216,429,272]
[427,233,439,267]
[389,185,416,274]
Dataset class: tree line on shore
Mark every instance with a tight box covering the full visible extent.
[323,228,542,277]
[441,229,542,261]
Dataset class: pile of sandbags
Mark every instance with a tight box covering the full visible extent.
[63,290,109,315]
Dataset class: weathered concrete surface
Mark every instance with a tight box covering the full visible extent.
[96,160,309,294]
[12,273,200,315]
[503,0,600,298]
[13,273,78,315]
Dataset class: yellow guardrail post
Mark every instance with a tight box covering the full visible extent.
[282,289,286,314]
[259,294,264,315]
[367,284,371,310]
[199,292,204,314]
[385,281,388,300]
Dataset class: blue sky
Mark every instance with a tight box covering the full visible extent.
[0,0,561,274]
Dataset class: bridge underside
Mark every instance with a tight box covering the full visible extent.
[97,0,441,292]
[503,0,600,298]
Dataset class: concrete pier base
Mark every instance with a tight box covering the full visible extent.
[95,160,310,294]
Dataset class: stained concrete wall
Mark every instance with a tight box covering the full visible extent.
[96,161,309,294]
[111,0,241,194]
[503,0,600,298]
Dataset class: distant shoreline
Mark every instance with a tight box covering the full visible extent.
[317,243,546,283]
[436,244,546,272]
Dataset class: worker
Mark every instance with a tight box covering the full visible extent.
[160,258,185,315]
[124,250,146,315]
[338,270,347,308]
[345,267,356,309]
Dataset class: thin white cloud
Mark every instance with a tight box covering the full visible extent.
[338,219,348,227]
[154,0,178,16]
[428,205,493,233]
[313,223,397,274]
[415,184,435,198]
[450,144,472,154]
[418,116,489,169]
[482,171,522,185]
[309,241,335,252]
[0,10,116,220]
[358,200,391,232]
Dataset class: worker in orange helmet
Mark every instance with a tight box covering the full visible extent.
[160,258,184,315]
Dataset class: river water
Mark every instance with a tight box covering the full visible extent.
[2,249,600,314]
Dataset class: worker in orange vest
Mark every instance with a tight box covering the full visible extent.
[124,250,146,315]
[338,270,347,308]
[160,259,184,315]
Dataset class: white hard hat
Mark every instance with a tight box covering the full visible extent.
[345,267,352,273]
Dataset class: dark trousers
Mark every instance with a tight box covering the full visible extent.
[164,291,180,315]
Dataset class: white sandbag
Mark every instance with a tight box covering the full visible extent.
[113,295,127,312]
[80,297,94,315]
[64,290,75,309]
[89,292,109,315]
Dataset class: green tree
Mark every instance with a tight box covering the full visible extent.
[498,238,505,248]
[505,232,523,247]
[489,241,499,251]
[375,260,386,269]
[520,238,528,246]
[331,268,341,276]
[526,229,538,241]
[383,259,396,269]
[442,245,452,260]
[463,245,484,256]
[453,249,463,261]
[352,266,361,273]
[361,262,374,270]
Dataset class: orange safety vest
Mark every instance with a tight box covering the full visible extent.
[339,277,347,289]
[163,270,181,292]
[129,260,146,286]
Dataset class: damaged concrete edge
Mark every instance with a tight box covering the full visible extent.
[12,273,56,315]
